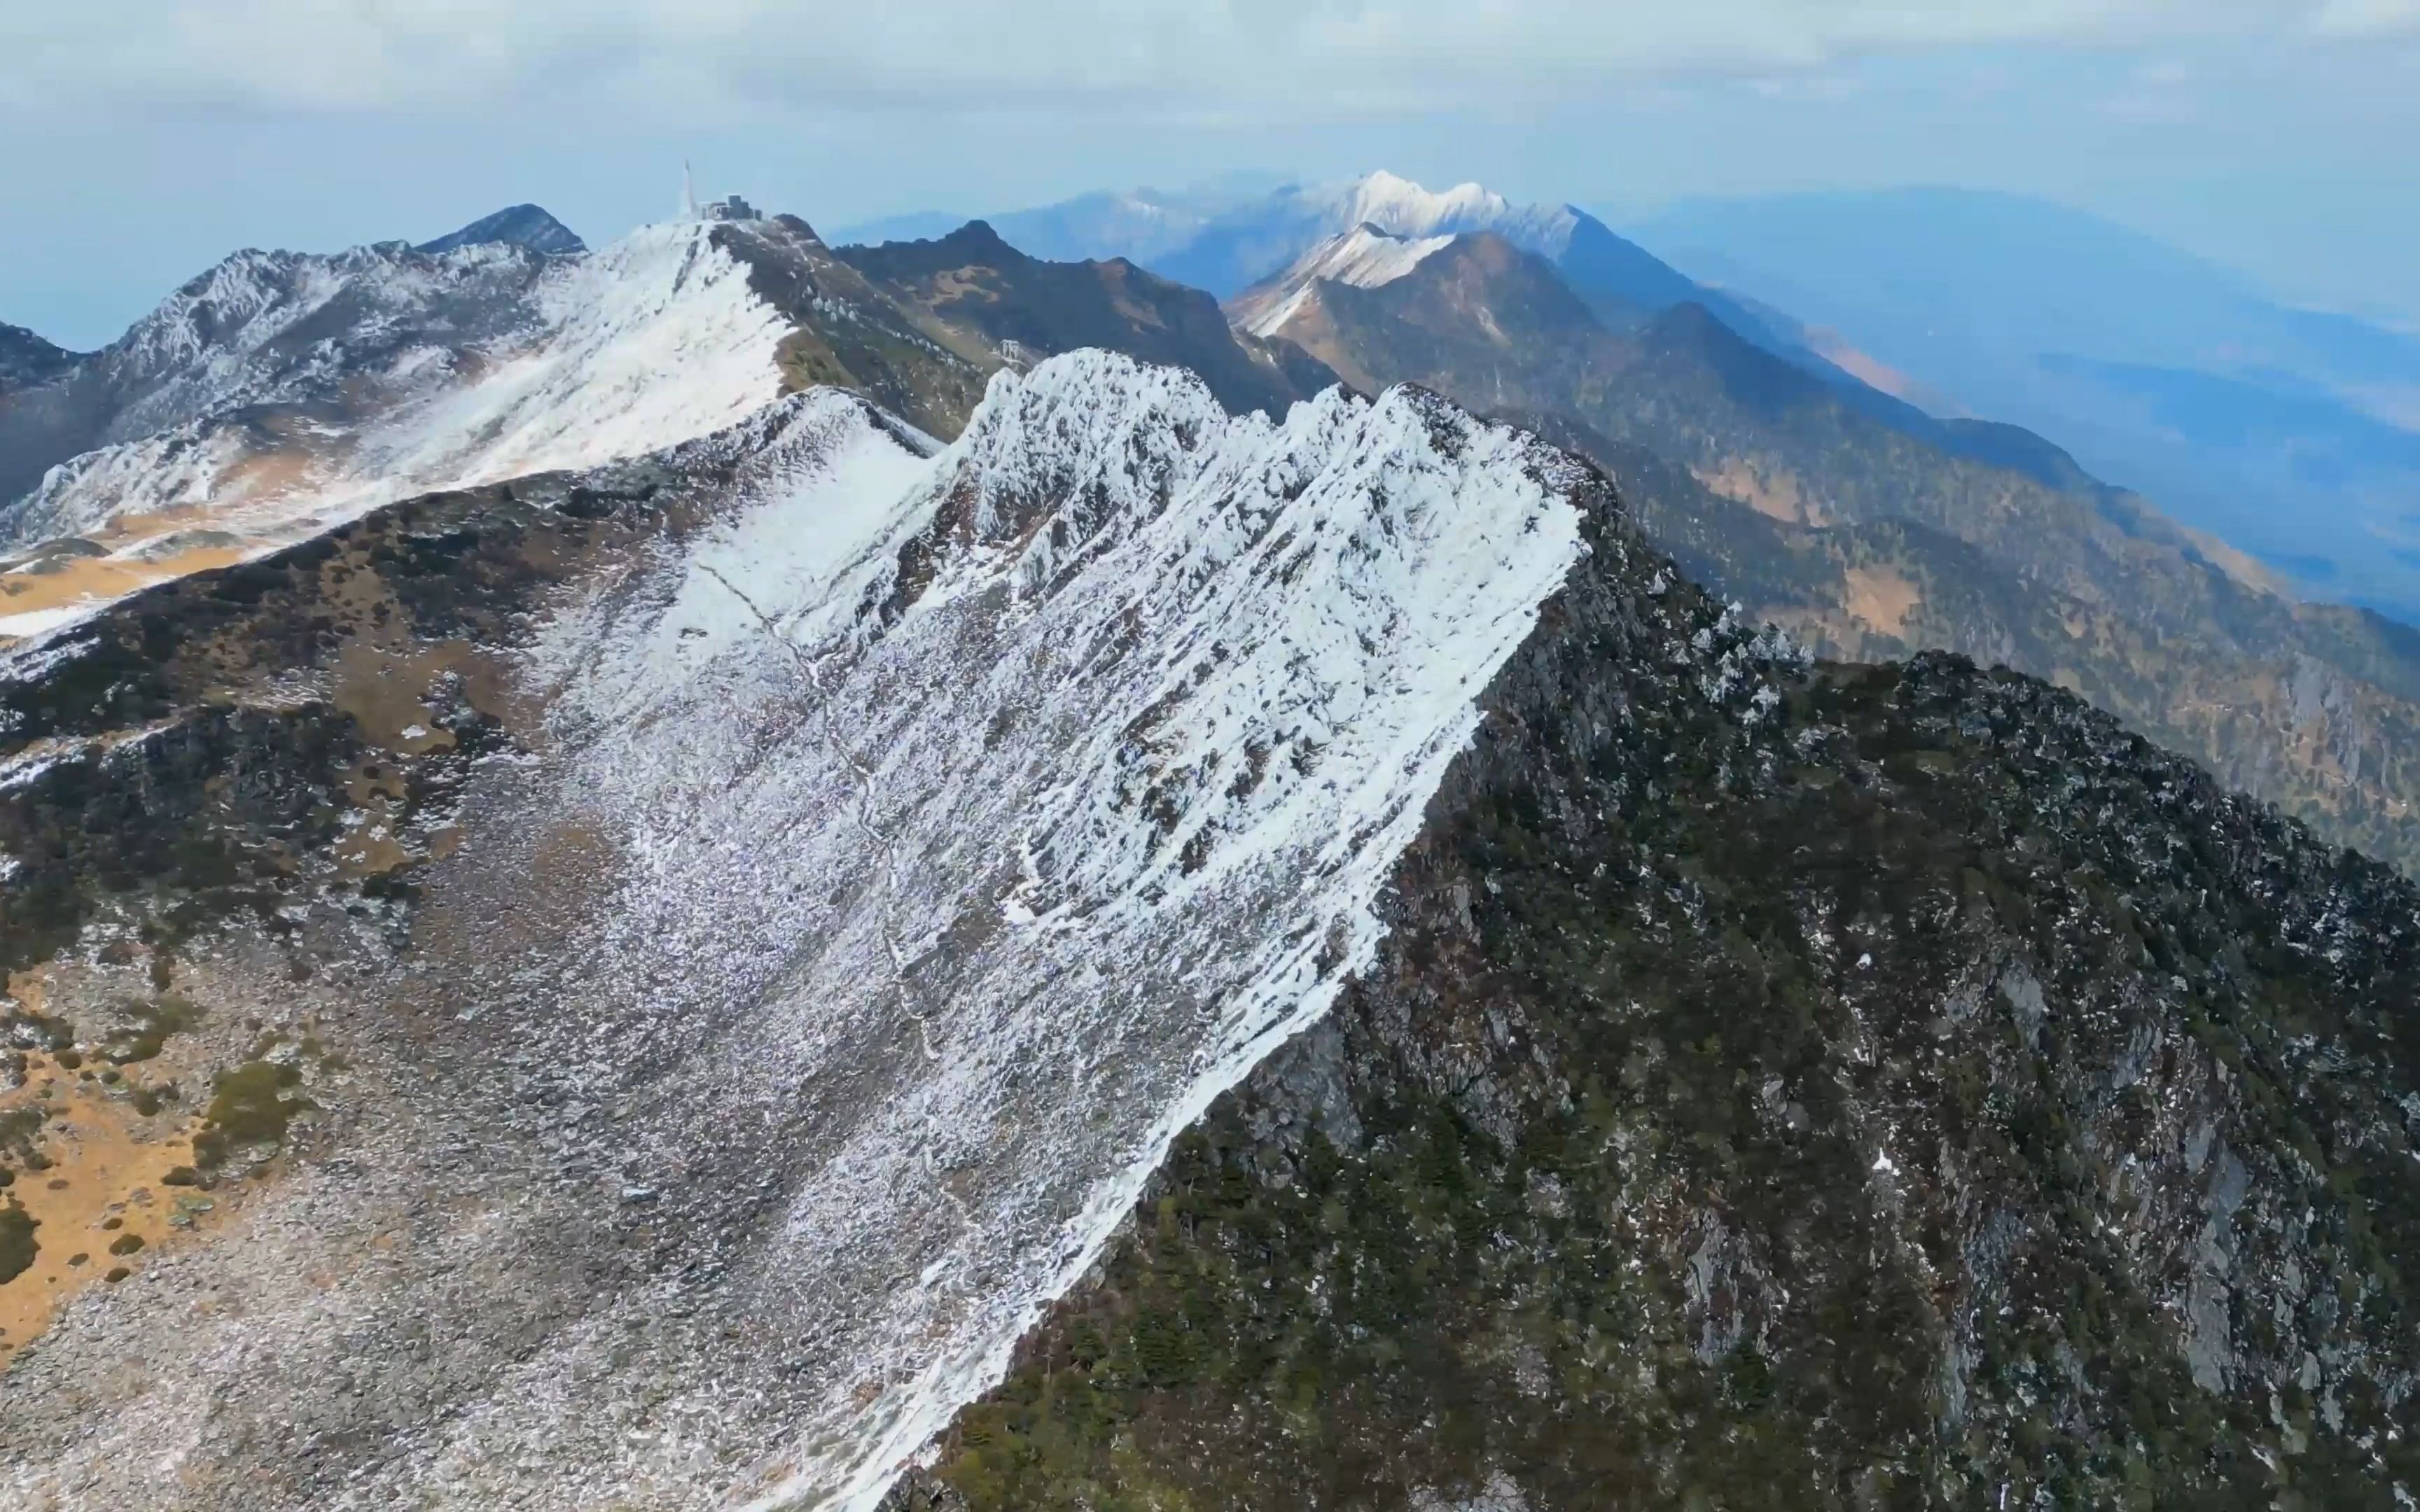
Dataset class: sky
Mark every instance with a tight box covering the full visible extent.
[4,1,2419,349]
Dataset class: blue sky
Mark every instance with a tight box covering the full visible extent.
[5,1,2417,349]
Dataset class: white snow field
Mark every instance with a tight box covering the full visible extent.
[1335,169,1580,256]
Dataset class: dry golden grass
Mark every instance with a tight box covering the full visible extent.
[0,542,253,622]
[1694,458,1827,526]
[1,1050,223,1364]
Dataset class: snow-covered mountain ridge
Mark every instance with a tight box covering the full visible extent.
[1229,223,1461,338]
[0,348,1600,1511]
[0,216,908,643]
[1134,170,1590,300]
[527,350,1593,1509]
[1336,168,1580,256]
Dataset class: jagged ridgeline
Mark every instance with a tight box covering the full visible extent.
[905,538,2420,1502]
[0,351,1592,1508]
[0,210,2414,1512]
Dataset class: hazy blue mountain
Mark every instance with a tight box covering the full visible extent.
[831,209,973,248]
[1627,187,2420,620]
[835,181,1269,266]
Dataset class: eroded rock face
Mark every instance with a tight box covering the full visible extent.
[0,354,1599,1511]
[917,480,2420,1506]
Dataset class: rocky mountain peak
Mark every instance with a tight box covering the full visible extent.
[415,202,587,257]
[0,323,78,389]
[1342,169,1580,257]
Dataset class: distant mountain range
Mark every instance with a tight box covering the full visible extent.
[1627,187,2420,621]
[853,176,2420,624]
[842,172,1832,372]
[845,167,2420,878]
[837,172,2160,494]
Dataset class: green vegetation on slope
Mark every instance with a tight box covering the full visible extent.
[1268,236,2420,880]
[919,496,2420,1510]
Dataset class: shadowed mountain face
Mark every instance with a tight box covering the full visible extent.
[914,626,2420,1508]
[1246,231,2420,879]
[0,325,78,392]
[834,220,1339,419]
[1629,188,2420,622]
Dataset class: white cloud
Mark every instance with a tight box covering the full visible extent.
[2311,0,2420,34]
[0,1,2361,118]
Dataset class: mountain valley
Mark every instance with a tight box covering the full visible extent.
[1626,188,2420,622]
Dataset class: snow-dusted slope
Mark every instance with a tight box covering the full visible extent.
[1144,169,1590,298]
[0,350,1598,1511]
[0,222,792,638]
[62,239,551,447]
[1337,169,1580,256]
[1230,223,1460,337]
[358,223,789,492]
[517,351,1591,1508]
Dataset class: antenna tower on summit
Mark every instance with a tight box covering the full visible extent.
[681,160,700,221]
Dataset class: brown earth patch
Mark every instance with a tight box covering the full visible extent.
[928,269,1003,306]
[1694,458,1825,526]
[0,542,253,623]
[1843,566,1923,638]
[777,326,860,394]
[2178,523,2290,597]
[211,445,332,508]
[1274,298,1380,396]
[1805,330,1925,404]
